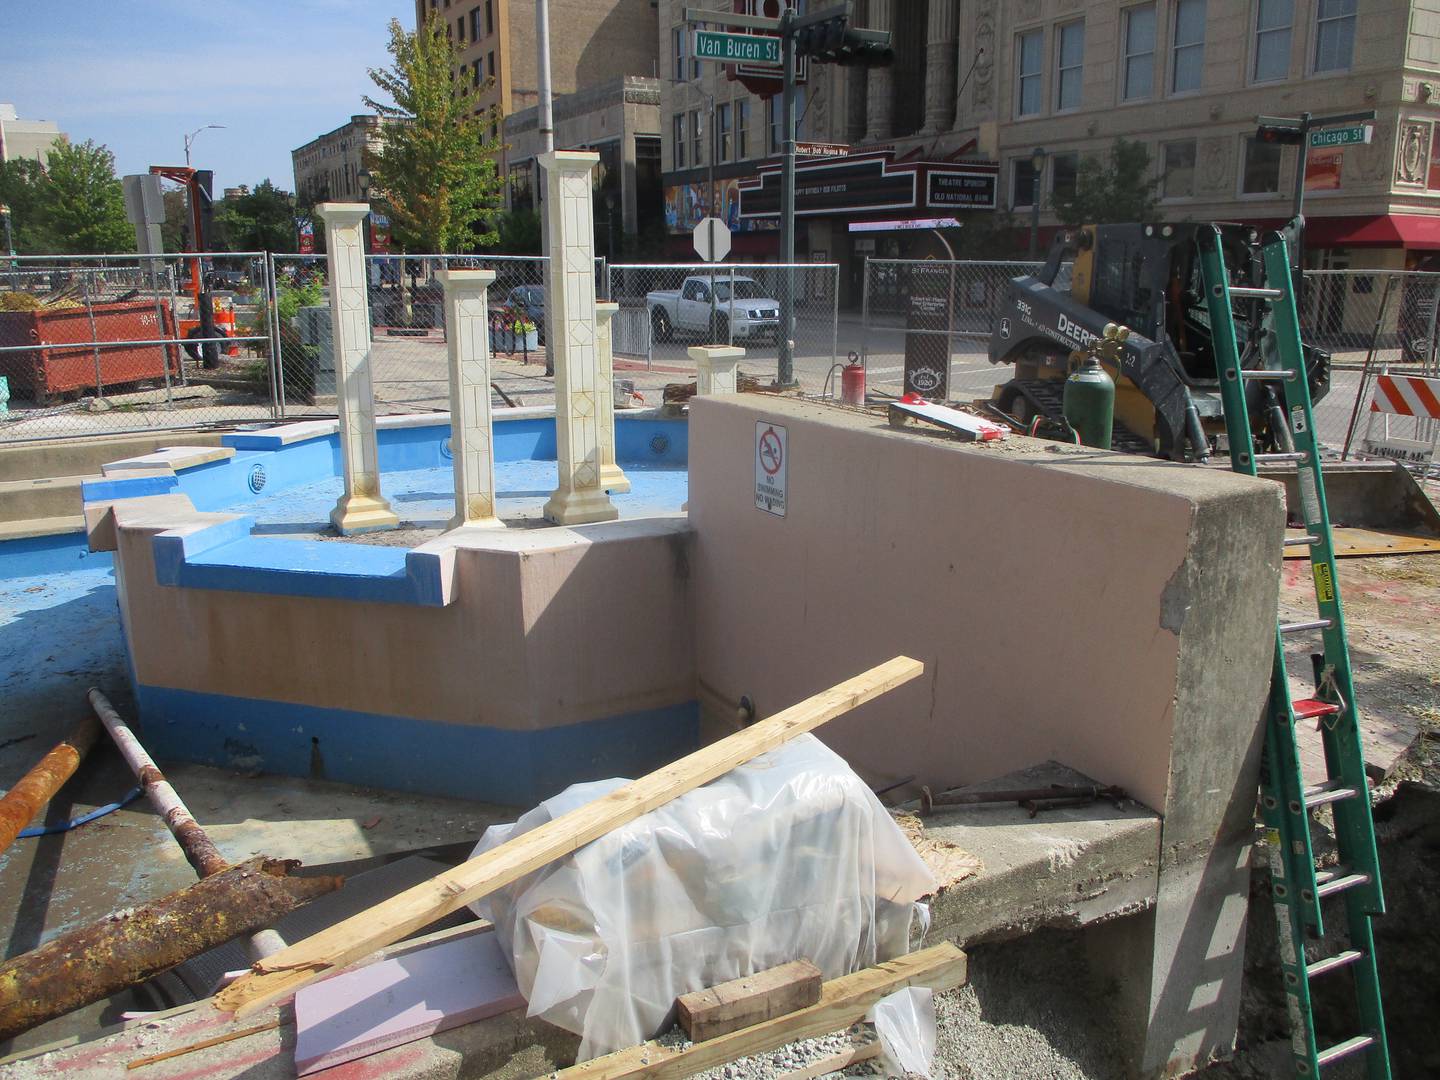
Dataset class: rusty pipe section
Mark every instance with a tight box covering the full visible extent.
[0,715,102,855]
[88,687,228,878]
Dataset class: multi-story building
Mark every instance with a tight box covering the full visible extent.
[416,0,659,207]
[0,104,63,165]
[659,1,1440,302]
[291,115,387,206]
[505,76,663,257]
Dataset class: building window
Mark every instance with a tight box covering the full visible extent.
[768,96,781,154]
[472,58,482,86]
[1314,0,1355,73]
[1055,22,1084,111]
[1016,30,1043,117]
[674,114,686,169]
[485,0,493,35]
[457,15,465,42]
[690,108,703,166]
[1051,151,1079,200]
[673,28,688,82]
[1161,140,1196,197]
[1254,0,1292,82]
[738,99,751,159]
[1012,157,1041,209]
[469,7,480,41]
[1242,136,1283,193]
[1171,0,1205,93]
[717,103,732,162]
[487,51,495,80]
[1122,5,1156,101]
[794,85,807,140]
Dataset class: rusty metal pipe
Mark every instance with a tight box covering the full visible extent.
[0,715,102,855]
[88,688,227,878]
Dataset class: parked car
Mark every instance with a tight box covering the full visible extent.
[646,275,780,344]
[507,285,546,344]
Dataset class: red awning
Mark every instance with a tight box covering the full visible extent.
[1245,213,1440,249]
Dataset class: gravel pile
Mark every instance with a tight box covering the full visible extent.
[657,1023,874,1080]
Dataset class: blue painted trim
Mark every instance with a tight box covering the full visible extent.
[152,515,257,585]
[81,474,177,503]
[133,684,700,805]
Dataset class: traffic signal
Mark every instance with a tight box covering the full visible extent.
[1255,118,1305,145]
[792,15,893,66]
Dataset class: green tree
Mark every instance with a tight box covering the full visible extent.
[1051,139,1160,228]
[363,15,505,253]
[40,137,133,253]
[0,157,53,253]
[489,208,541,254]
[215,180,299,252]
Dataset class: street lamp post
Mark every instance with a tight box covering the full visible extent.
[1028,147,1046,260]
[183,124,226,168]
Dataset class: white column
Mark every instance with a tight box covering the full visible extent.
[439,268,502,531]
[595,301,630,494]
[919,1,959,135]
[689,345,745,396]
[317,202,397,535]
[540,150,619,525]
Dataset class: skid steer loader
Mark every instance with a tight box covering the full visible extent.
[984,220,1440,556]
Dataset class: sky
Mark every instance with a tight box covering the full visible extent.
[1,0,411,192]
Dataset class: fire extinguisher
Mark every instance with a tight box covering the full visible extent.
[839,351,866,405]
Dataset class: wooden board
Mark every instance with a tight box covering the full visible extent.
[677,960,823,1043]
[554,942,967,1079]
[293,930,523,1075]
[775,1036,882,1080]
[214,656,924,1019]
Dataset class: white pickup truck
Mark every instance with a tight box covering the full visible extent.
[646,275,781,344]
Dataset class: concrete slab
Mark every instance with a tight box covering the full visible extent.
[100,446,234,476]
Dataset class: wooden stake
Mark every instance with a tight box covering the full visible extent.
[774,1036,882,1080]
[126,1018,282,1070]
[554,942,966,1079]
[215,656,924,1018]
[0,715,101,855]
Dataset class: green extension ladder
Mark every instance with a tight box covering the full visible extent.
[1197,226,1391,1079]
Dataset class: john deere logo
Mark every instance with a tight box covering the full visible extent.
[248,464,267,493]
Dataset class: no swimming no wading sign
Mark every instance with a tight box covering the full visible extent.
[755,421,787,517]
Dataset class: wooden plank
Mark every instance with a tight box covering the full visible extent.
[677,960,823,1043]
[126,1020,281,1071]
[774,1037,882,1080]
[214,656,924,1019]
[554,942,966,1080]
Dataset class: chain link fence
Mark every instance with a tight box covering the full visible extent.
[0,252,276,441]
[606,262,840,400]
[859,258,1440,460]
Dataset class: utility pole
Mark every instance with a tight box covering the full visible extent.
[777,7,798,387]
[536,0,556,374]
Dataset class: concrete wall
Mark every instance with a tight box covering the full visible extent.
[107,506,696,805]
[687,396,1285,1076]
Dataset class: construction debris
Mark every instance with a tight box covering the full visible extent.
[918,783,1128,818]
[0,857,340,1041]
[0,714,100,855]
[552,942,966,1079]
[215,656,925,1020]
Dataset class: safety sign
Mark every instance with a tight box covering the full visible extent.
[755,421,787,517]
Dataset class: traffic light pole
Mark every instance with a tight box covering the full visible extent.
[778,10,798,388]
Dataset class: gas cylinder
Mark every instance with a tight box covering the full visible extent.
[840,356,866,404]
[1062,352,1115,449]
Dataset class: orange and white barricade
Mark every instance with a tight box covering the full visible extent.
[1360,372,1440,469]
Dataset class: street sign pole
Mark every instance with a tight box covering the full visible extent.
[778,8,798,388]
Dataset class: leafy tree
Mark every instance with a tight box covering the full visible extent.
[488,208,540,254]
[215,179,299,252]
[0,157,52,253]
[363,15,505,253]
[1051,139,1160,228]
[40,137,133,253]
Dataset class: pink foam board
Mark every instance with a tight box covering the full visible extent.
[293,931,524,1075]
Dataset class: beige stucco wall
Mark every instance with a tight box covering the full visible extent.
[687,396,1283,816]
[111,514,694,733]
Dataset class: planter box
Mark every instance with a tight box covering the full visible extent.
[0,300,182,402]
[490,326,540,354]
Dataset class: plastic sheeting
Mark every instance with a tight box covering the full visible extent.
[471,734,937,1060]
[871,987,938,1078]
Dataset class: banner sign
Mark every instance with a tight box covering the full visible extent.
[738,153,998,219]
